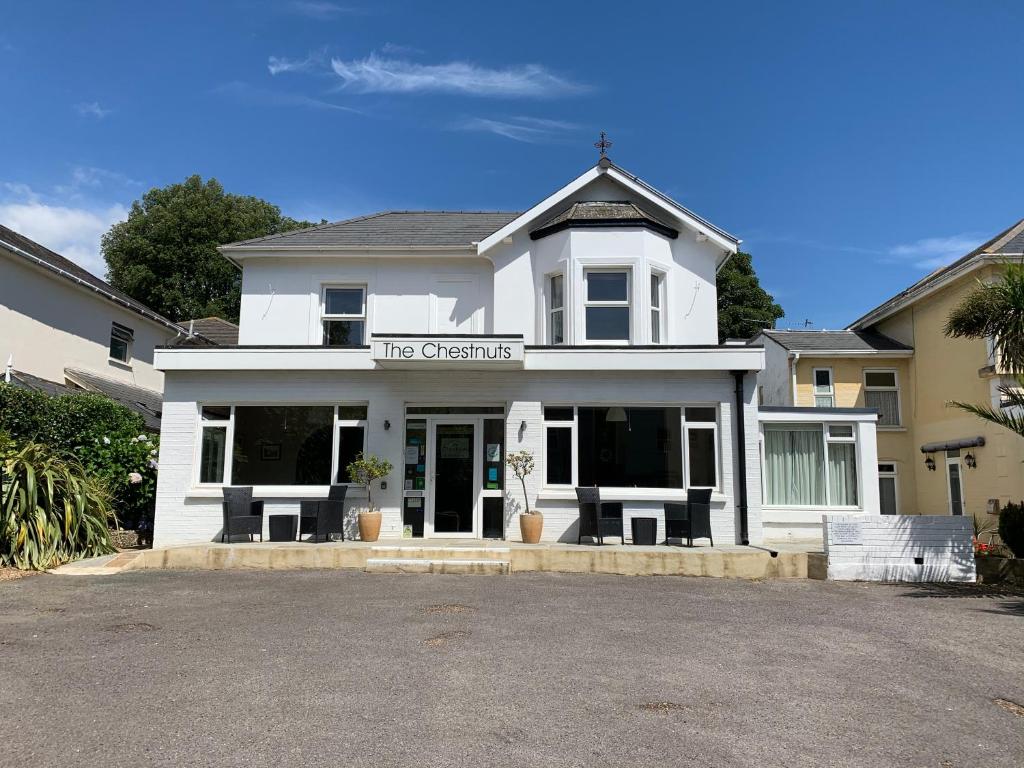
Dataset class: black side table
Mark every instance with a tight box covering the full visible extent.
[631,517,657,546]
[268,514,298,542]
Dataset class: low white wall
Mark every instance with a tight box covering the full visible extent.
[824,514,975,582]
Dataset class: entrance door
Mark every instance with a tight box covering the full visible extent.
[430,423,477,536]
[946,455,965,516]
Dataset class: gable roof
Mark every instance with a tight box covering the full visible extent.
[220,211,520,252]
[849,218,1024,330]
[757,329,913,354]
[530,201,678,240]
[63,368,163,431]
[0,224,200,338]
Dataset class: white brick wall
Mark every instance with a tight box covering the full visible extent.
[153,369,762,548]
[824,514,975,582]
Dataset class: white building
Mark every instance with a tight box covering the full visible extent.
[152,158,879,546]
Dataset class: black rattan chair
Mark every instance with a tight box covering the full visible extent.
[221,486,264,542]
[663,488,713,547]
[574,487,625,545]
[299,485,348,542]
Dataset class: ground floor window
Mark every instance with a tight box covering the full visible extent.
[763,423,859,507]
[196,404,367,486]
[543,405,718,489]
[878,463,898,515]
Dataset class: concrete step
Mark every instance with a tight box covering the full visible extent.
[365,557,510,575]
[369,546,512,561]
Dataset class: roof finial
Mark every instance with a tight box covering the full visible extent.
[594,131,612,159]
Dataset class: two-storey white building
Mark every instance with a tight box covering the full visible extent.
[153,158,879,546]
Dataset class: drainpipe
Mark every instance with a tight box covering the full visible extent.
[732,370,750,545]
[789,351,800,405]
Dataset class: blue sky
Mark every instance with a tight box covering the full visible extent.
[2,0,1022,329]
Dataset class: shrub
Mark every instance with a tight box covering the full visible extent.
[998,501,1024,558]
[1,437,116,570]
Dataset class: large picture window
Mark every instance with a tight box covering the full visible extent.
[583,269,630,342]
[322,286,366,345]
[763,423,858,507]
[863,370,900,427]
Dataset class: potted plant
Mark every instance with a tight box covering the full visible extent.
[506,449,542,543]
[346,452,393,542]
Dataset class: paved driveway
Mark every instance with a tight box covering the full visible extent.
[1,571,1022,768]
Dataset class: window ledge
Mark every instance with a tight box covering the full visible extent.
[877,426,906,432]
[538,487,727,503]
[108,358,132,370]
[186,485,367,500]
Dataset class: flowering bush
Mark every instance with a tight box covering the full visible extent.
[77,432,158,531]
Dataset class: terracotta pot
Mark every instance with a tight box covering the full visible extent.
[358,510,382,542]
[519,513,544,544]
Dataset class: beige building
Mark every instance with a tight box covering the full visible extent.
[756,218,1024,525]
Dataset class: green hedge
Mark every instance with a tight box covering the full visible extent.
[0,383,157,530]
[999,502,1024,559]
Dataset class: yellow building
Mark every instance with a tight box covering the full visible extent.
[755,218,1024,526]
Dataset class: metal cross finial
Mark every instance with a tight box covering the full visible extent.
[594,131,612,158]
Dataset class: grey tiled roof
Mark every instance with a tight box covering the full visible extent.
[175,317,239,346]
[222,211,521,249]
[0,224,195,335]
[64,368,163,431]
[8,369,80,398]
[759,329,913,353]
[531,201,678,239]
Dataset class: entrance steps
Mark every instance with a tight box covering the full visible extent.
[365,545,511,575]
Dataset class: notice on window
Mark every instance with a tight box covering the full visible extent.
[404,446,420,465]
[407,497,423,508]
[486,443,501,462]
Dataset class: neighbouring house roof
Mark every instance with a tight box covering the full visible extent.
[0,224,203,339]
[756,329,913,353]
[174,317,240,346]
[7,369,80,398]
[220,211,521,251]
[63,368,163,430]
[848,217,1024,330]
[530,201,679,240]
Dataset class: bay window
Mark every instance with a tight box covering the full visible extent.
[548,273,565,344]
[650,271,664,343]
[763,423,859,507]
[863,370,900,426]
[322,286,366,345]
[583,269,630,342]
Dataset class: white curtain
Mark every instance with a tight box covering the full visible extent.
[764,426,825,505]
[828,443,858,506]
[865,390,899,426]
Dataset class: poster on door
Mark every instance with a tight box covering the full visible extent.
[440,437,471,459]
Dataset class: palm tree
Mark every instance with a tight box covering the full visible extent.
[944,263,1024,437]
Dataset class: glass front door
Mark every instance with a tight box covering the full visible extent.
[946,457,965,516]
[431,423,476,535]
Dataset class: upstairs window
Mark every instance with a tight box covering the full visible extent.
[322,286,366,345]
[584,269,630,343]
[650,272,664,343]
[812,368,834,408]
[109,322,133,363]
[548,274,565,345]
[864,370,900,426]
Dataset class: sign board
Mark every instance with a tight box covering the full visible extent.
[830,520,864,545]
[372,336,524,367]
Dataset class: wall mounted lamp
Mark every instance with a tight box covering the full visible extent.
[384,419,391,431]
[925,456,936,471]
[964,453,976,469]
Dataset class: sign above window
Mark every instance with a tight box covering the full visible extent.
[371,335,524,368]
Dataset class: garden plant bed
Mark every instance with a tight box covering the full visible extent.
[0,566,36,582]
[976,556,1024,588]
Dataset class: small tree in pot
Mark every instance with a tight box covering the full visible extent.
[506,449,542,543]
[347,452,392,542]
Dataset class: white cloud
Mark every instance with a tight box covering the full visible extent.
[288,1,356,18]
[76,101,112,119]
[453,116,580,143]
[54,166,141,197]
[888,234,982,270]
[214,81,363,113]
[328,53,587,97]
[268,51,324,76]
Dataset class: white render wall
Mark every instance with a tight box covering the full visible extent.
[823,514,975,582]
[153,369,762,548]
[756,334,792,406]
[0,253,174,391]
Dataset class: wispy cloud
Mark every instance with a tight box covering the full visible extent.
[214,81,363,114]
[887,234,981,270]
[287,1,357,19]
[54,166,141,197]
[268,50,325,76]
[453,116,581,143]
[327,53,588,97]
[380,42,423,56]
[76,101,112,119]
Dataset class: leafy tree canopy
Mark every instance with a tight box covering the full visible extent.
[716,251,784,341]
[102,175,315,322]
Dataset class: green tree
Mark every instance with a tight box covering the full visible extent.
[716,251,785,341]
[945,263,1024,438]
[102,176,315,322]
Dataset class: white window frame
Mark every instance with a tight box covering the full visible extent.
[582,267,632,345]
[761,422,861,509]
[109,322,134,365]
[945,452,966,516]
[321,285,367,346]
[541,406,577,487]
[332,406,369,485]
[547,272,566,345]
[649,269,666,344]
[195,405,234,486]
[682,406,719,491]
[863,368,901,428]
[812,367,834,408]
[878,462,898,515]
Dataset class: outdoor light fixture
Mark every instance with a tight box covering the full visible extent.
[606,406,627,423]
[384,419,391,431]
[925,456,936,471]
[965,453,977,469]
